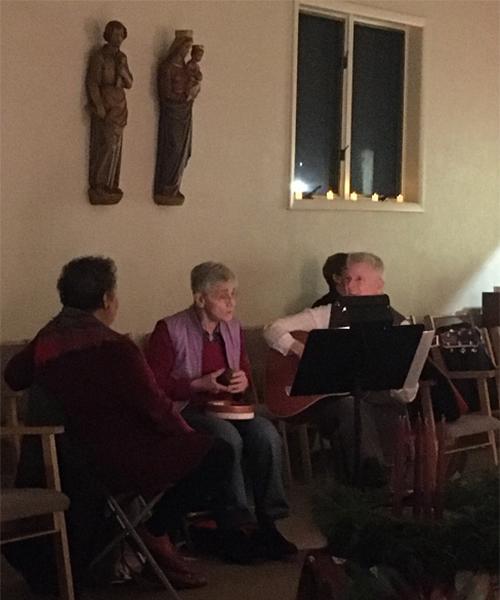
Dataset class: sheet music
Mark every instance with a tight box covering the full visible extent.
[402,330,434,390]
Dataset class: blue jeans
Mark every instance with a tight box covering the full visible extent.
[182,408,289,525]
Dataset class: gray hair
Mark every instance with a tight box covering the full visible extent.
[190,262,236,293]
[346,252,384,271]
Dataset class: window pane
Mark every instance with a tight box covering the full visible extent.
[295,13,344,194]
[351,24,405,197]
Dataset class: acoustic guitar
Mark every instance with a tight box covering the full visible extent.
[265,331,326,419]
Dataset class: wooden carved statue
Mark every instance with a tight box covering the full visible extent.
[87,21,133,205]
[154,31,204,205]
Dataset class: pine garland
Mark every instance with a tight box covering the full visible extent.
[312,470,499,594]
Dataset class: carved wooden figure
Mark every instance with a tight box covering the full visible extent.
[154,31,204,205]
[87,21,133,205]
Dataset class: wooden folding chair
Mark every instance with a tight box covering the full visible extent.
[421,315,499,465]
[1,423,75,600]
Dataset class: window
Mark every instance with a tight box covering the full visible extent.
[290,2,424,211]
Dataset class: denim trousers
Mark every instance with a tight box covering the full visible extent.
[182,408,289,525]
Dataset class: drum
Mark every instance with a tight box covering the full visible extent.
[206,399,255,420]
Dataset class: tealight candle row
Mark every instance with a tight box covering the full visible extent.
[293,191,405,202]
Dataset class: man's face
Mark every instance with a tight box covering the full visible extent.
[344,262,384,296]
[198,280,237,323]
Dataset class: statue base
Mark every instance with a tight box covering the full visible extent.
[154,192,185,206]
[89,187,123,205]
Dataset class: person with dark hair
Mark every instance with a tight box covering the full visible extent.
[57,256,117,311]
[146,262,297,561]
[312,252,348,308]
[87,20,133,204]
[265,253,415,485]
[4,256,259,591]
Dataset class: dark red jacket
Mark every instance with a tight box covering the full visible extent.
[4,308,212,495]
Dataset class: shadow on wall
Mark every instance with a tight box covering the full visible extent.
[284,256,321,315]
[424,245,500,316]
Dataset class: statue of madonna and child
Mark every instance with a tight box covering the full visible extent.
[154,30,204,205]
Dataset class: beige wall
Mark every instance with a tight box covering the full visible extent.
[1,0,499,341]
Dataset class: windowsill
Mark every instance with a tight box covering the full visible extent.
[289,196,424,212]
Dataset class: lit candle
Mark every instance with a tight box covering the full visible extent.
[396,194,404,203]
[371,193,379,202]
[326,190,334,200]
[350,192,358,201]
[294,191,303,200]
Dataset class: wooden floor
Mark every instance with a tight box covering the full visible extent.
[1,482,326,600]
[2,448,496,600]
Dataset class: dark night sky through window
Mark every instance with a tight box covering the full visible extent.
[295,14,344,194]
[295,12,405,198]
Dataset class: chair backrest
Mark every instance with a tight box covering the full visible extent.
[0,418,75,600]
[1,340,30,487]
[420,315,499,465]
[424,314,472,331]
[129,332,151,352]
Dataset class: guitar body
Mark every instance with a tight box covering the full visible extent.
[265,331,325,418]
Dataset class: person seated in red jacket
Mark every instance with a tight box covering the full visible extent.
[146,262,297,561]
[4,256,259,591]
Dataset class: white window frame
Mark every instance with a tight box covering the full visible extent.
[289,0,425,212]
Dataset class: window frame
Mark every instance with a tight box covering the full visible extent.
[289,0,425,212]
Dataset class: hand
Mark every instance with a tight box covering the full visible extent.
[190,369,230,395]
[227,370,249,395]
[290,340,305,359]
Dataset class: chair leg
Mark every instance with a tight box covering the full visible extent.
[103,496,181,600]
[488,430,498,466]
[477,378,499,466]
[89,493,162,569]
[53,512,75,600]
[278,421,293,487]
[298,424,313,483]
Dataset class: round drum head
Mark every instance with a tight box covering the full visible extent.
[206,400,255,420]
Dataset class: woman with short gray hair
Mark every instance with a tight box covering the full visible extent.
[146,262,297,562]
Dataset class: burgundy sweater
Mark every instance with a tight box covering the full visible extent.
[4,308,212,495]
[146,318,252,409]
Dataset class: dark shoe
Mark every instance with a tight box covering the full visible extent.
[254,525,298,560]
[188,518,220,554]
[218,528,263,564]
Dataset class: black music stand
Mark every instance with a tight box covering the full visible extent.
[290,296,426,486]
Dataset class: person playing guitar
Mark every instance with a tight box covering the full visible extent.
[264,252,417,486]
